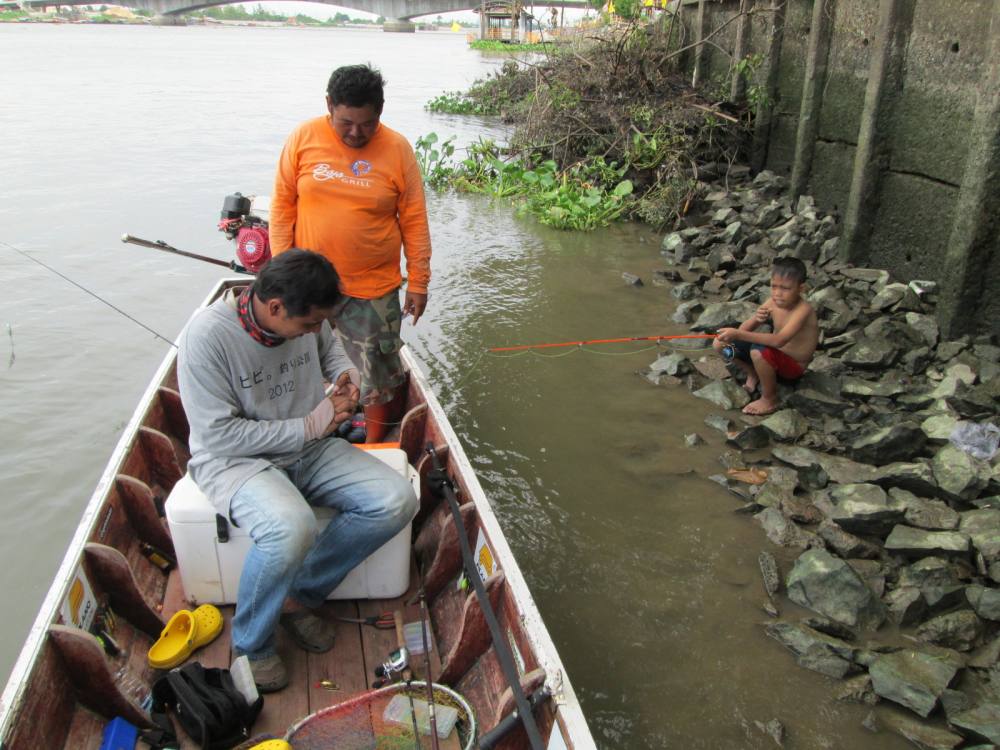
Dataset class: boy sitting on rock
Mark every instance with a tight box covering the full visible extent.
[713,257,818,416]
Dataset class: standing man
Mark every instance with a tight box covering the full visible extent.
[269,64,432,443]
[177,250,418,691]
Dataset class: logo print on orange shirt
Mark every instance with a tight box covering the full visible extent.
[313,164,345,181]
[351,160,372,177]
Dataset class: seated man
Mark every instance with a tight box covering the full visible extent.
[177,249,418,692]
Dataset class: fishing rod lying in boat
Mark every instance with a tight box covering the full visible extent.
[121,234,252,275]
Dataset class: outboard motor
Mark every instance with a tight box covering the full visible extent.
[219,192,271,273]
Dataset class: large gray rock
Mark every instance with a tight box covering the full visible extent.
[851,422,927,465]
[842,337,899,369]
[950,703,1000,745]
[829,483,906,535]
[763,621,857,678]
[873,461,940,497]
[921,414,961,444]
[884,587,927,626]
[917,610,983,652]
[884,526,971,557]
[772,445,882,486]
[817,520,881,559]
[786,548,886,630]
[898,558,966,611]
[760,409,808,442]
[933,445,991,500]
[905,312,941,348]
[692,380,751,411]
[899,488,960,530]
[727,424,771,451]
[840,376,906,399]
[691,302,757,332]
[754,507,815,549]
[959,509,1000,564]
[672,300,704,324]
[649,352,692,377]
[966,585,1000,621]
[660,232,685,255]
[787,388,849,418]
[882,712,963,750]
[869,649,960,717]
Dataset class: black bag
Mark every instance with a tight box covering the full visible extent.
[144,662,264,750]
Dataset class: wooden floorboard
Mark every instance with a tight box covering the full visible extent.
[307,601,369,713]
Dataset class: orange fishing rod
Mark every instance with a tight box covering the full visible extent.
[488,333,717,353]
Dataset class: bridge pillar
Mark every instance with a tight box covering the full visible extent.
[382,18,416,32]
[151,13,185,24]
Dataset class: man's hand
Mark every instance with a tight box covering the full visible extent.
[717,327,741,343]
[330,370,360,425]
[753,304,771,324]
[402,291,428,325]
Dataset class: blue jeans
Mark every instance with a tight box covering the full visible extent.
[228,438,418,659]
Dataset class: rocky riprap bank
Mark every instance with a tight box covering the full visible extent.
[646,168,1000,749]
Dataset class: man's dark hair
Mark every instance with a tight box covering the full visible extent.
[772,257,807,284]
[254,249,341,317]
[326,64,385,113]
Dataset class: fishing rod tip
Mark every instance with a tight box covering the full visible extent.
[120,233,130,243]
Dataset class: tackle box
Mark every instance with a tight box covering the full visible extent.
[165,448,417,604]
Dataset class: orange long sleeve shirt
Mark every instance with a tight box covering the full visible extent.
[270,116,432,298]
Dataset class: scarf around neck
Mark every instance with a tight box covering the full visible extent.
[237,286,285,347]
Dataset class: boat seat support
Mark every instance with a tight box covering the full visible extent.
[47,624,152,729]
[83,543,164,638]
[438,572,506,685]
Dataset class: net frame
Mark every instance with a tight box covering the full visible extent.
[284,681,477,750]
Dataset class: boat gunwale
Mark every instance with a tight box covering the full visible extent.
[401,344,594,748]
[1,277,596,749]
[0,280,211,741]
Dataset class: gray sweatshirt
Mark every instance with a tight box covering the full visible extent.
[177,288,353,511]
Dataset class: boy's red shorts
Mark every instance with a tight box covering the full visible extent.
[731,341,805,380]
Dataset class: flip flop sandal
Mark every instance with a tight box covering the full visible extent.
[191,603,224,650]
[147,610,196,669]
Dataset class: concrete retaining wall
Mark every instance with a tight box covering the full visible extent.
[679,0,1000,337]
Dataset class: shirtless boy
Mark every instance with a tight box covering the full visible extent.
[713,257,818,416]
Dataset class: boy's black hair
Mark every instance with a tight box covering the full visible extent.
[772,257,807,284]
[253,249,341,317]
[326,64,385,113]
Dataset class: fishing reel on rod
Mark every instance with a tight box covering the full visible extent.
[218,192,271,273]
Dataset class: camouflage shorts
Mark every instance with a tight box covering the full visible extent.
[329,290,406,406]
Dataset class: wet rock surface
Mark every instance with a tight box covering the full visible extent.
[646,169,1000,744]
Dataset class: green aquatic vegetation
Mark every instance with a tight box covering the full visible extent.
[416,134,633,231]
[414,133,456,189]
[425,92,498,116]
[469,39,552,52]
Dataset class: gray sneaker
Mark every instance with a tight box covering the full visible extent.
[243,653,288,693]
[280,611,336,653]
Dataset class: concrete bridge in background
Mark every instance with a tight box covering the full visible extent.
[11,0,590,22]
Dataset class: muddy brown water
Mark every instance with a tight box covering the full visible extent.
[0,24,913,748]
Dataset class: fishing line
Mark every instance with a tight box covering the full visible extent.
[0,239,176,348]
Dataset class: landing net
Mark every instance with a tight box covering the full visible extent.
[285,681,476,750]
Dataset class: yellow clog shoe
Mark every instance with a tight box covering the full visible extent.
[249,741,292,750]
[147,610,196,669]
[191,603,223,650]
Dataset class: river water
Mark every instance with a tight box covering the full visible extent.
[0,24,909,749]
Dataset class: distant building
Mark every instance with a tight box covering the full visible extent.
[472,1,539,43]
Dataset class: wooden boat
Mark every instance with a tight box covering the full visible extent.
[0,278,595,750]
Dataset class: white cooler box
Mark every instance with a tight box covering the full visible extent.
[166,448,417,605]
